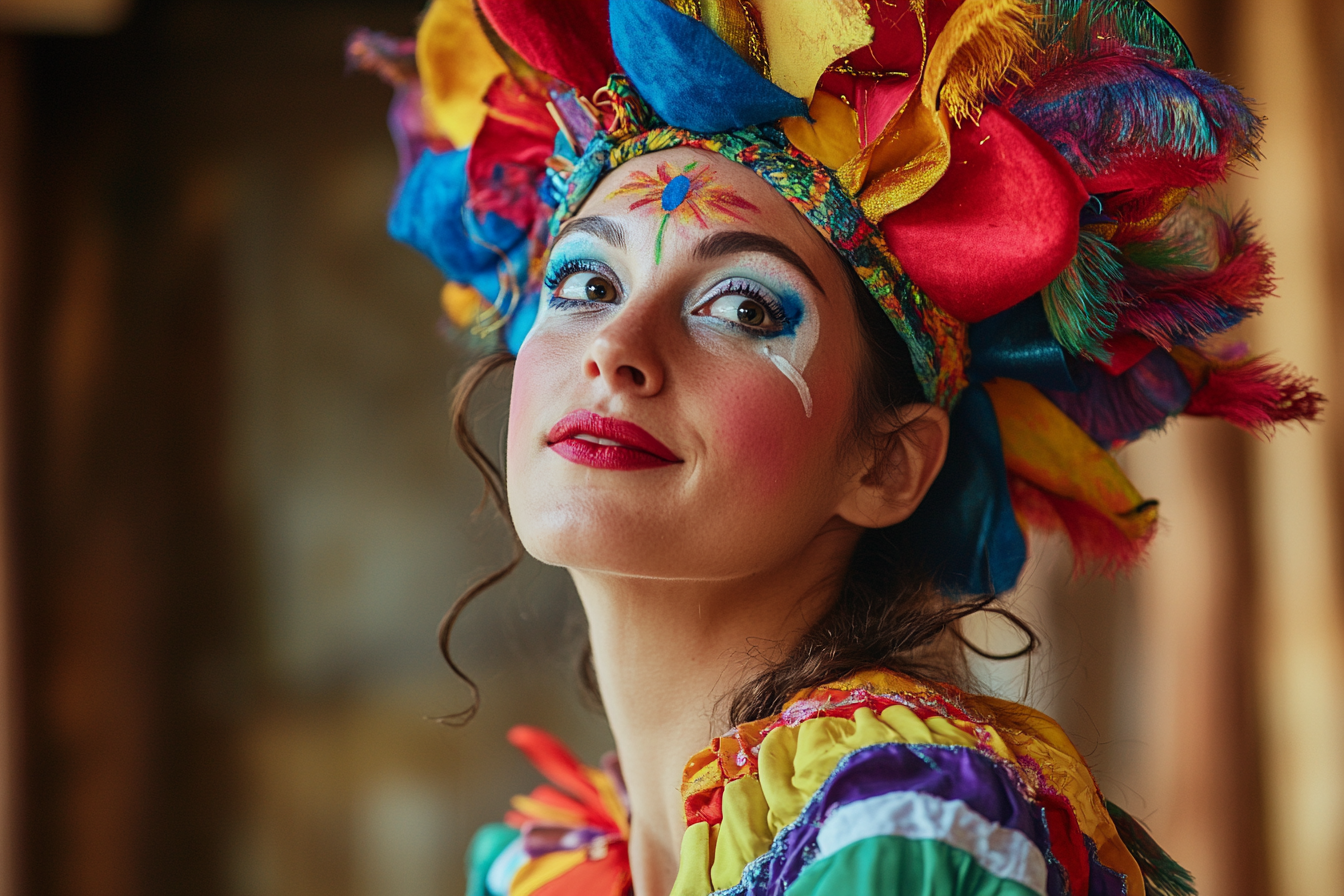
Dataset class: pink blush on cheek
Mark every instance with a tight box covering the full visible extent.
[507,344,558,453]
[704,380,813,503]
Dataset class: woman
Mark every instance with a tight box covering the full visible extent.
[351,1,1320,894]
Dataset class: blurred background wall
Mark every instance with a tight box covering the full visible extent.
[0,1,1340,895]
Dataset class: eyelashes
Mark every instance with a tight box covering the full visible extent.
[543,258,623,312]
[541,257,802,336]
[542,258,611,291]
[693,278,794,335]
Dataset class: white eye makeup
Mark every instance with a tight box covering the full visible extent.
[690,274,820,418]
[535,244,822,418]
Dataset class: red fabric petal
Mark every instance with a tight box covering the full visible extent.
[476,0,616,98]
[683,784,724,828]
[880,105,1088,322]
[517,784,615,830]
[466,75,557,229]
[1036,787,1093,895]
[818,74,919,147]
[835,0,959,75]
[508,726,608,815]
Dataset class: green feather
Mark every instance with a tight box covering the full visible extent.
[1123,232,1207,271]
[1038,0,1196,68]
[1106,800,1199,896]
[1042,229,1124,358]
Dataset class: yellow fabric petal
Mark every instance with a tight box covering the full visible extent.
[508,849,588,896]
[854,96,951,219]
[791,717,864,802]
[924,715,983,749]
[781,90,861,169]
[984,378,1157,540]
[755,0,873,100]
[584,767,631,840]
[878,704,937,742]
[440,281,487,329]
[669,822,715,896]
[702,0,770,76]
[951,718,1017,763]
[709,776,773,889]
[416,0,508,146]
[508,794,588,828]
[756,723,804,832]
[921,0,1037,125]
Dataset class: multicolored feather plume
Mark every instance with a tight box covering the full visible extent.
[1114,205,1274,347]
[1042,229,1124,358]
[1036,0,1195,68]
[1175,348,1325,433]
[1011,56,1260,186]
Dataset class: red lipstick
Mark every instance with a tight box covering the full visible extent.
[546,410,681,470]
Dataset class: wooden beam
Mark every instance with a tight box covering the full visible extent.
[0,35,19,896]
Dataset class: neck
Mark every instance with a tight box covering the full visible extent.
[572,521,860,896]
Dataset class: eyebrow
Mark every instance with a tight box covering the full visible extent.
[691,230,823,292]
[555,215,628,249]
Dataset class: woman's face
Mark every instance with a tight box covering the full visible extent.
[506,147,884,580]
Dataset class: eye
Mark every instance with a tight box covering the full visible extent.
[698,279,790,334]
[735,299,768,327]
[554,271,619,304]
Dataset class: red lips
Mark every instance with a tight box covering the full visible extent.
[546,410,681,470]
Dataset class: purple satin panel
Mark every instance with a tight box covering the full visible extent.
[1087,845,1129,896]
[730,743,1064,896]
[820,744,1044,842]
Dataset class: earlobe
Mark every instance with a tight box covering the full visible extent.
[836,404,951,529]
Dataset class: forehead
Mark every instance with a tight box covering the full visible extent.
[574,147,818,244]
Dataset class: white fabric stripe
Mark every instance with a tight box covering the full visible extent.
[815,791,1049,895]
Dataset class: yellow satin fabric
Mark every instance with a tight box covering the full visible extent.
[986,378,1158,541]
[415,0,508,147]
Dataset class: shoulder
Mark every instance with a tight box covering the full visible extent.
[672,669,1154,896]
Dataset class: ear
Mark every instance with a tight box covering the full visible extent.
[835,404,950,529]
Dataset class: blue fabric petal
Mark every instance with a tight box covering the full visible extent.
[967,297,1078,393]
[465,823,520,896]
[899,385,1026,596]
[388,147,534,333]
[609,0,808,131]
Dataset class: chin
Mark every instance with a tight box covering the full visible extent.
[513,494,678,577]
[512,492,762,581]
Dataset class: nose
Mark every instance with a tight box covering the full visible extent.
[582,302,665,397]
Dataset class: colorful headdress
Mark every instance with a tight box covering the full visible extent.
[350,0,1322,595]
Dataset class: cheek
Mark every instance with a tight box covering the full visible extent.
[507,345,544,443]
[696,354,849,504]
[507,335,575,463]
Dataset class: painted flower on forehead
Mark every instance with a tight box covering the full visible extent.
[606,160,759,263]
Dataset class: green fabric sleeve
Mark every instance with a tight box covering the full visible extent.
[465,823,520,896]
[788,835,1041,896]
